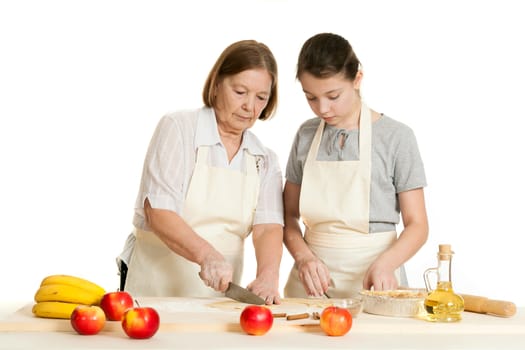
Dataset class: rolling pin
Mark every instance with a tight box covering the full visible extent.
[460,294,516,317]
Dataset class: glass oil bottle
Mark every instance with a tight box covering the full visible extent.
[423,244,464,322]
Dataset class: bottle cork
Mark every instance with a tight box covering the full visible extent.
[438,244,453,260]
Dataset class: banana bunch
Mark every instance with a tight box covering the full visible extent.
[32,274,106,319]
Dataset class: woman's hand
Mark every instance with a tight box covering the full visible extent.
[249,223,283,305]
[198,254,233,292]
[297,256,331,297]
[247,273,281,305]
[145,198,234,293]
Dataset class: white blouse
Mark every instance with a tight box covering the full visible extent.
[132,106,284,231]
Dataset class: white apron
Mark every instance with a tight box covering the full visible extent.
[125,146,259,297]
[284,103,399,298]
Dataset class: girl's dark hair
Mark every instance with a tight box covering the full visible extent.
[297,33,360,81]
[202,40,278,121]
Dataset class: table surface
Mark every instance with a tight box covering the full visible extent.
[1,298,524,350]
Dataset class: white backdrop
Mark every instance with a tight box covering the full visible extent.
[1,0,524,307]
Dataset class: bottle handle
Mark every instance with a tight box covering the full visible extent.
[424,267,438,292]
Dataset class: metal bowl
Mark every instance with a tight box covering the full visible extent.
[359,289,428,317]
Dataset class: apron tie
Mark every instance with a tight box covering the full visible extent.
[304,229,396,250]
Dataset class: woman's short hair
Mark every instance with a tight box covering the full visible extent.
[202,40,278,121]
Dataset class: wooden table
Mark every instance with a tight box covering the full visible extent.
[1,298,523,349]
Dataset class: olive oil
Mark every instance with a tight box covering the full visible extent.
[423,244,464,322]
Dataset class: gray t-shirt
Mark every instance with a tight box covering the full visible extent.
[286,115,427,233]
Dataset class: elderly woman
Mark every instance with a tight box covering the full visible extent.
[118,40,284,305]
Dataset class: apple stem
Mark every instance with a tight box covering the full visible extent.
[135,299,141,307]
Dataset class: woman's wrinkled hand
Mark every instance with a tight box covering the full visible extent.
[198,255,233,292]
[247,273,281,305]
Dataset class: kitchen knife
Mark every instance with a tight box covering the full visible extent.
[225,282,265,305]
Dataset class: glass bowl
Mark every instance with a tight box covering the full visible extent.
[331,297,363,318]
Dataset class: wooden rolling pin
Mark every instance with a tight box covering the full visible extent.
[461,294,516,317]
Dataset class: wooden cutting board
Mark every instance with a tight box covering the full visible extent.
[0,297,347,333]
[206,297,344,312]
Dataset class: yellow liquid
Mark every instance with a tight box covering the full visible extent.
[424,282,464,322]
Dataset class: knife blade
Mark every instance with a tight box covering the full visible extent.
[225,282,265,305]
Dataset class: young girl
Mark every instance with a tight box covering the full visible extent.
[283,33,429,298]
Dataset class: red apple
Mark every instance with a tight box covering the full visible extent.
[320,306,352,336]
[239,305,273,336]
[121,306,160,339]
[70,305,106,335]
[100,291,134,321]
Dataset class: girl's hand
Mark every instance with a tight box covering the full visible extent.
[297,257,331,297]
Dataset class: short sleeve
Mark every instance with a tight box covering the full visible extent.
[285,131,303,184]
[393,127,427,193]
[135,115,186,214]
[285,120,318,185]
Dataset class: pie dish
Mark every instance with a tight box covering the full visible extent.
[359,289,428,317]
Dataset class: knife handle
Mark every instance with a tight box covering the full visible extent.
[460,294,516,317]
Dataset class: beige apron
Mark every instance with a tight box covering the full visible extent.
[125,146,259,297]
[284,103,399,298]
